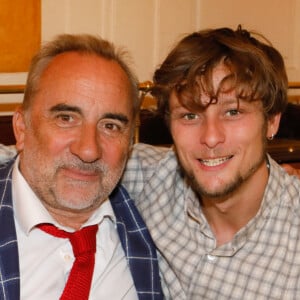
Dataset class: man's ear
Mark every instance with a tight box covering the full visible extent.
[267,113,281,139]
[13,106,26,151]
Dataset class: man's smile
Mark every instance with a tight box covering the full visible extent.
[199,155,233,167]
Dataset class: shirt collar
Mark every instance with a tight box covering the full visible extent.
[12,156,116,235]
[185,185,207,226]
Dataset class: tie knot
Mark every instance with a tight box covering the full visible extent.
[38,223,98,257]
[69,225,98,257]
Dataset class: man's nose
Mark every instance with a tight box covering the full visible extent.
[70,124,101,163]
[199,117,225,148]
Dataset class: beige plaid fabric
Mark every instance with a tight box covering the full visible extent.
[122,143,300,300]
[0,144,16,162]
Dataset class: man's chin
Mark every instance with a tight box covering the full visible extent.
[56,197,100,212]
[189,175,243,199]
[55,188,104,210]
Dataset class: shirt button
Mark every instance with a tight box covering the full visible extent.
[64,254,72,261]
[207,254,216,262]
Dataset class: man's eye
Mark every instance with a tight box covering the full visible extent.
[226,109,240,116]
[104,123,121,131]
[57,114,74,122]
[183,113,198,120]
[54,114,78,127]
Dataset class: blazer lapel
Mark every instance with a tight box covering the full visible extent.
[110,185,164,300]
[0,160,20,299]
[0,160,163,300]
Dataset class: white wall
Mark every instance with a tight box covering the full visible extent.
[41,0,200,82]
[41,0,300,83]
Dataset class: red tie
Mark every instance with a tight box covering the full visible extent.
[38,223,98,300]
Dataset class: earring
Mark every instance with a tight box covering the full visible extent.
[267,133,274,141]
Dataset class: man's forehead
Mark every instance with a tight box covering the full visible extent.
[38,52,131,94]
[206,63,232,90]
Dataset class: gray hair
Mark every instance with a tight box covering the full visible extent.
[23,33,140,117]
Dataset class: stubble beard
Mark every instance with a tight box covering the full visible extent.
[183,151,266,200]
[22,150,127,212]
[51,160,126,212]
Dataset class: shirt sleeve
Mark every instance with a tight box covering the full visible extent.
[121,143,169,199]
[0,144,17,163]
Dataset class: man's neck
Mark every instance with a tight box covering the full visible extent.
[201,164,269,246]
[45,205,96,230]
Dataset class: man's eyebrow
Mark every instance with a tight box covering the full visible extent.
[50,105,129,124]
[103,113,129,124]
[50,103,82,113]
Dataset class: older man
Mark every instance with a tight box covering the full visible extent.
[0,34,163,300]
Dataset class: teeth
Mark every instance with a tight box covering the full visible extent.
[201,156,231,167]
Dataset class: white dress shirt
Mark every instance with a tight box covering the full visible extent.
[12,158,138,300]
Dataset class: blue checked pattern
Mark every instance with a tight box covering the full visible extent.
[0,160,20,300]
[110,185,164,300]
[0,158,164,300]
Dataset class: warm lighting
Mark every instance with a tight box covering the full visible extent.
[288,147,294,153]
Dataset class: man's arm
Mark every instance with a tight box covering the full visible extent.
[281,164,300,178]
[0,144,17,163]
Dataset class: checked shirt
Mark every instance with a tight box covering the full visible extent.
[122,143,300,300]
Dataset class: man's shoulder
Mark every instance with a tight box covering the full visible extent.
[122,143,179,196]
[125,143,175,172]
[0,144,16,179]
[282,171,300,207]
[269,157,300,211]
[0,144,17,163]
[129,143,171,164]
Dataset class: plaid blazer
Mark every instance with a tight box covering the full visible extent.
[0,159,163,300]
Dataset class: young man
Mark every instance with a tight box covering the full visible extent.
[122,27,300,299]
[0,34,163,299]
